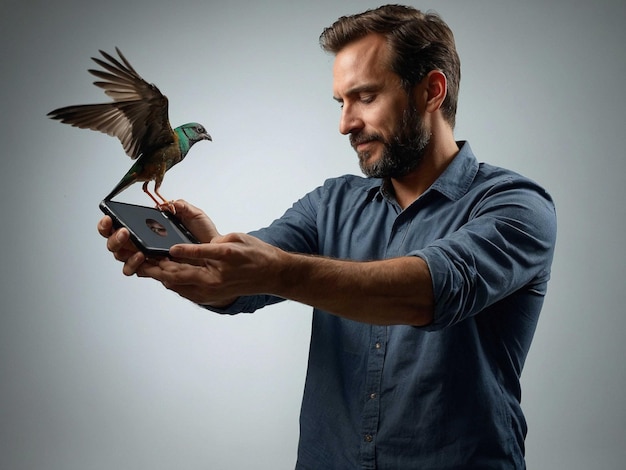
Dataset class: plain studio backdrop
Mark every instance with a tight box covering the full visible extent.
[1,0,624,468]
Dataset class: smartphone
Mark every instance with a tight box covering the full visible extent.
[99,199,198,257]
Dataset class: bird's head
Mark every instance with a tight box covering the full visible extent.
[179,122,212,144]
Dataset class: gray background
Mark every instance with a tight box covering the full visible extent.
[1,0,625,468]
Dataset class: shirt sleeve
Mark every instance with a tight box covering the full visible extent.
[411,176,557,331]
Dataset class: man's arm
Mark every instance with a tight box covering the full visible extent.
[276,250,434,326]
[138,232,434,326]
[99,198,434,325]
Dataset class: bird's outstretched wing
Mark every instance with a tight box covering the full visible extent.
[47,48,174,160]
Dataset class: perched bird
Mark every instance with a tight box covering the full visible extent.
[47,47,212,211]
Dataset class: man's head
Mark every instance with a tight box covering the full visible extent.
[330,33,433,178]
[320,4,460,129]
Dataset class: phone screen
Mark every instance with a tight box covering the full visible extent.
[99,200,198,256]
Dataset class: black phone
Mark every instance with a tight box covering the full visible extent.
[99,199,199,257]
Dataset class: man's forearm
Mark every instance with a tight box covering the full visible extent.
[273,252,435,326]
[142,233,434,325]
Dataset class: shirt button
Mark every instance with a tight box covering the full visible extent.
[364,434,374,443]
[374,342,382,349]
[369,393,377,400]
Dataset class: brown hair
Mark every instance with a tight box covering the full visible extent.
[320,4,461,128]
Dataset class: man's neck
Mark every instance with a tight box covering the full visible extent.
[390,137,460,209]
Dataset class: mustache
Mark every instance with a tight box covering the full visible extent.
[349,133,385,150]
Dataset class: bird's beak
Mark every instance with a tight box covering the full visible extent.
[203,133,212,142]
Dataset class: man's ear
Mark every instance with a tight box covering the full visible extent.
[424,70,447,113]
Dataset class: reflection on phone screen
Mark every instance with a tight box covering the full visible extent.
[146,218,168,237]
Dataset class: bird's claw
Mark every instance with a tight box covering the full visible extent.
[158,201,176,214]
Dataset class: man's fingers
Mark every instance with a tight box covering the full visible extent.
[170,200,220,243]
[106,228,129,253]
[171,200,198,219]
[122,251,147,276]
[97,216,113,238]
[169,242,220,260]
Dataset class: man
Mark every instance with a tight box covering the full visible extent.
[99,5,556,469]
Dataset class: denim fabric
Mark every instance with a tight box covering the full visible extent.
[209,142,557,469]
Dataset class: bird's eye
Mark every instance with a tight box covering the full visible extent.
[197,126,205,133]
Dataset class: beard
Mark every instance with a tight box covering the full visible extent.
[351,102,431,179]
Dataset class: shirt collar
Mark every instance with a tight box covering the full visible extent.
[429,141,479,201]
[362,141,479,203]
[364,179,385,202]
[364,141,479,203]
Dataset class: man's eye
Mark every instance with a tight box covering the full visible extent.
[360,95,375,104]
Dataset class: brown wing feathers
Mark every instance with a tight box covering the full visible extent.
[47,48,173,160]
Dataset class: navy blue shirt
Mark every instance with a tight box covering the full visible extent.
[211,142,557,469]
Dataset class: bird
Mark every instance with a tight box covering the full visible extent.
[47,47,212,212]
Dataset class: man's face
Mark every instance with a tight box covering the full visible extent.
[332,34,430,178]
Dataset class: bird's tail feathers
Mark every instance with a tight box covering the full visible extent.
[104,177,132,201]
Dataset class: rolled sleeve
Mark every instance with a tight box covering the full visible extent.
[412,177,557,330]
[202,294,285,315]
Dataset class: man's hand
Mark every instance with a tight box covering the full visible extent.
[97,214,146,276]
[140,232,433,325]
[137,232,285,307]
[98,199,434,325]
[97,199,221,276]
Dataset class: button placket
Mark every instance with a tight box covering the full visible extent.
[359,327,386,468]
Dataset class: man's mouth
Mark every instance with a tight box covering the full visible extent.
[351,134,381,152]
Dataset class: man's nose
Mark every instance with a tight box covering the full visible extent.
[339,104,364,135]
